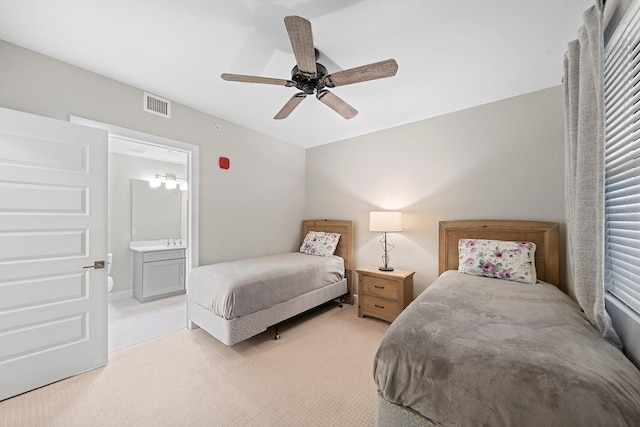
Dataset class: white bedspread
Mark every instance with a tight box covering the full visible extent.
[188,252,344,319]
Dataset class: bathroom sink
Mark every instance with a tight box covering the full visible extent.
[130,241,188,252]
[130,245,187,252]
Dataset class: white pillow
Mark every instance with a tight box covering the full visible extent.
[458,239,537,284]
[300,231,341,257]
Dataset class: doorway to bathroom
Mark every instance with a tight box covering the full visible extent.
[70,116,199,352]
[107,136,188,351]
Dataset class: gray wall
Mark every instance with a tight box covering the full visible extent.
[305,86,568,297]
[109,153,186,293]
[0,39,306,268]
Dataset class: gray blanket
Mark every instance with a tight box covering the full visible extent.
[374,270,640,426]
[188,252,344,319]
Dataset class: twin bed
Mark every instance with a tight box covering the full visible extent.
[186,217,640,425]
[187,219,353,346]
[374,220,640,426]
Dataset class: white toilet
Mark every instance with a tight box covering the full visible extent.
[107,252,114,293]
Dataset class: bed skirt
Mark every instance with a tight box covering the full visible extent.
[187,278,347,346]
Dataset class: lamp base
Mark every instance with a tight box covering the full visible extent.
[379,266,394,272]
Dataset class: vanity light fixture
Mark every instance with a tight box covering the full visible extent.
[149,173,188,191]
[165,173,177,190]
[149,175,162,188]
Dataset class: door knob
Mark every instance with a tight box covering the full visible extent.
[83,261,105,269]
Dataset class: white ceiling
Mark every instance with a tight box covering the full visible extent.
[0,0,594,149]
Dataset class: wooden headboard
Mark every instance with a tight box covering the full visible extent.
[302,219,354,304]
[439,220,560,287]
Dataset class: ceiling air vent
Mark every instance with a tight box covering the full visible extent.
[144,92,171,118]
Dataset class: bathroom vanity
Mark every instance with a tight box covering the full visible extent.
[131,243,187,303]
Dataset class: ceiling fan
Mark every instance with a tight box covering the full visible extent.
[221,15,398,120]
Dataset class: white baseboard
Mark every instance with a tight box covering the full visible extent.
[108,289,133,302]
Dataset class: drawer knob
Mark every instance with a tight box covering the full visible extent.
[375,304,385,309]
[374,285,384,289]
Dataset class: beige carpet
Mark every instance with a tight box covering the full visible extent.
[0,303,388,427]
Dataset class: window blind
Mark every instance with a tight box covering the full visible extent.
[604,0,640,315]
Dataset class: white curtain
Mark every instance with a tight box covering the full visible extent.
[564,1,621,347]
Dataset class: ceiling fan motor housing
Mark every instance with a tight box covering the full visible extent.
[291,63,328,94]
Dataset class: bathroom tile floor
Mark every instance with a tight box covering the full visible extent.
[108,293,187,352]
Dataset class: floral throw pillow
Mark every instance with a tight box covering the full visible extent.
[300,231,341,257]
[458,239,537,284]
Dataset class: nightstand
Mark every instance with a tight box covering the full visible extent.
[357,266,415,322]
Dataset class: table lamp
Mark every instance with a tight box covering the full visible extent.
[369,211,402,271]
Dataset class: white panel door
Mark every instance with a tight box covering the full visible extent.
[0,107,108,401]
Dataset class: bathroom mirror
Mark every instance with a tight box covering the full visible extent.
[131,179,186,241]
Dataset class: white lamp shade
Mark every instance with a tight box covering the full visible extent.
[165,173,177,189]
[369,211,402,232]
[149,176,161,188]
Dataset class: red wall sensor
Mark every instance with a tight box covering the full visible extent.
[219,157,230,169]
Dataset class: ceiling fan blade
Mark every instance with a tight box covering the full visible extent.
[221,73,295,87]
[274,92,307,120]
[323,59,398,88]
[284,16,317,77]
[316,90,358,120]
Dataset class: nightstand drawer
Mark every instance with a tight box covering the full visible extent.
[363,276,398,300]
[357,266,415,323]
[363,295,398,322]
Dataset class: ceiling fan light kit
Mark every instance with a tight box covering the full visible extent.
[221,15,398,120]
